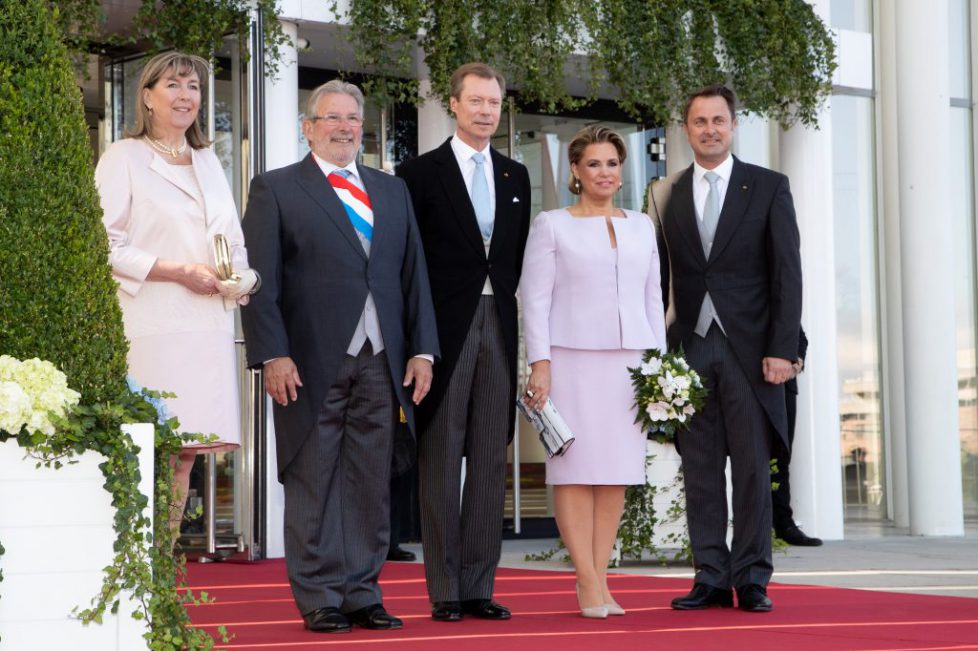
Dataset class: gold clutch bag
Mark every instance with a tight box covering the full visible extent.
[212,234,240,282]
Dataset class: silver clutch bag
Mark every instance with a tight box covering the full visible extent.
[516,397,576,458]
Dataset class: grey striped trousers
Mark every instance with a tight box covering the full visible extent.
[282,346,397,615]
[419,295,510,603]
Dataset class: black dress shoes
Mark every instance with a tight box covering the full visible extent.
[461,599,512,620]
[431,601,464,621]
[671,583,734,610]
[386,545,417,562]
[347,604,403,629]
[303,607,352,633]
[736,584,773,612]
[776,525,823,547]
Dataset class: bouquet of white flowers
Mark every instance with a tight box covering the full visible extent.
[628,349,706,444]
[0,355,80,437]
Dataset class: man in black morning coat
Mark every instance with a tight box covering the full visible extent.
[652,84,802,613]
[397,62,531,622]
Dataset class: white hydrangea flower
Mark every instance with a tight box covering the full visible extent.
[0,381,32,433]
[0,356,79,436]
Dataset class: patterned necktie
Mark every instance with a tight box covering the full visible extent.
[328,169,373,244]
[702,170,721,247]
[470,152,493,240]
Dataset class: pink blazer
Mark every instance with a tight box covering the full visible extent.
[520,208,667,364]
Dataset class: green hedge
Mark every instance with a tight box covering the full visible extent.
[0,0,129,404]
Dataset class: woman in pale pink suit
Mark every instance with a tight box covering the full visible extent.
[521,126,666,618]
[95,53,258,533]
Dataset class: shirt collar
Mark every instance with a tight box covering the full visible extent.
[693,154,734,184]
[451,133,492,163]
[312,152,360,182]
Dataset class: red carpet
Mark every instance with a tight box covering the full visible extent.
[184,560,978,650]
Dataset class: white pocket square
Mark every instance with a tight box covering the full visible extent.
[512,197,520,203]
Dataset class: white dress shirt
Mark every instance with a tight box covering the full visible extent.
[692,154,733,224]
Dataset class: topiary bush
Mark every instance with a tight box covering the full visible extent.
[0,0,129,405]
[0,2,225,649]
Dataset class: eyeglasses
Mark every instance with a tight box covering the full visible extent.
[309,114,364,127]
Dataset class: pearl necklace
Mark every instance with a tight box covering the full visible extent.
[146,136,188,158]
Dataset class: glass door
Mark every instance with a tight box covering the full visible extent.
[103,36,261,559]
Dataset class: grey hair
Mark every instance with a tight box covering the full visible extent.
[304,80,365,120]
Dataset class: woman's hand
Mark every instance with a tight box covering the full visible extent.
[148,259,220,295]
[216,268,258,301]
[180,263,222,295]
[524,360,551,411]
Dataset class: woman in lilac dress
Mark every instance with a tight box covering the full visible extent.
[521,125,666,618]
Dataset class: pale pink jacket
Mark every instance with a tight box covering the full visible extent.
[520,208,667,364]
[95,138,247,339]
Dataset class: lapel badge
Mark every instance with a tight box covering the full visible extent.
[512,197,520,203]
[742,184,748,191]
[503,171,509,178]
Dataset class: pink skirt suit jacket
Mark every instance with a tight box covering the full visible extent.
[95,138,247,447]
[520,207,667,484]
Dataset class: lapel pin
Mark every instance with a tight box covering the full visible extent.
[742,184,748,191]
[503,171,509,178]
[512,197,520,203]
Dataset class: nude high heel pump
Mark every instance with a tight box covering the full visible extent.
[577,584,609,619]
[605,601,626,616]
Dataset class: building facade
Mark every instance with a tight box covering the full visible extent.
[87,0,974,558]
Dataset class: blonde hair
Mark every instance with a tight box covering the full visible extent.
[125,51,211,149]
[567,125,627,195]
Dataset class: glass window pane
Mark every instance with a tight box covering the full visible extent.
[950,107,978,517]
[509,115,653,217]
[298,91,406,170]
[831,94,885,519]
[950,0,971,100]
[832,0,872,32]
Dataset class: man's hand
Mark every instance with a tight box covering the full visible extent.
[403,357,433,404]
[789,358,804,380]
[264,356,303,406]
[762,357,794,384]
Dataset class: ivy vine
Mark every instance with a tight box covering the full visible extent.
[524,456,691,566]
[54,0,290,75]
[2,2,248,647]
[338,0,836,127]
[617,460,691,564]
[0,389,227,649]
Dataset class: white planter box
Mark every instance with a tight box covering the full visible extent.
[0,423,153,651]
[646,440,686,549]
